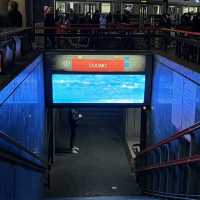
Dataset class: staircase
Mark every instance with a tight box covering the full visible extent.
[78,108,125,126]
[45,196,159,200]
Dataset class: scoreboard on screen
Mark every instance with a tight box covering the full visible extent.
[47,54,146,73]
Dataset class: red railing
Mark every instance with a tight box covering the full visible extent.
[161,28,200,37]
[136,154,200,173]
[136,121,200,199]
[137,121,200,157]
[35,25,160,32]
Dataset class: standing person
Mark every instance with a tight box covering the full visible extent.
[85,12,92,24]
[122,10,130,24]
[69,9,77,24]
[44,7,56,48]
[166,14,172,28]
[114,10,121,24]
[100,14,107,29]
[68,108,83,154]
[159,14,171,28]
[92,10,100,25]
[107,12,113,24]
[7,1,22,27]
[55,8,61,23]
[192,13,200,32]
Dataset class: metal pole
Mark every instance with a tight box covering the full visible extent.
[163,0,169,14]
[140,107,147,151]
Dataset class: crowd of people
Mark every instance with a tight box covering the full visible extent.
[44,7,200,31]
[156,12,200,31]
[181,12,200,32]
[44,7,131,31]
[43,7,133,47]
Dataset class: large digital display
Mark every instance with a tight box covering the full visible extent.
[52,74,146,104]
[49,55,146,72]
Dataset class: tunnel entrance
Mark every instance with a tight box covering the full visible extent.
[45,51,151,198]
[46,107,144,198]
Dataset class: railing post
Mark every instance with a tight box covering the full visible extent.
[140,107,147,151]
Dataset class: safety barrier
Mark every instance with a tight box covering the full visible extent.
[34,26,162,50]
[34,26,200,66]
[135,121,200,199]
[160,28,200,64]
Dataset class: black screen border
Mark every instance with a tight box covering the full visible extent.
[44,50,153,108]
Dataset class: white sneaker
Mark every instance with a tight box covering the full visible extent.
[73,146,80,151]
[72,149,79,154]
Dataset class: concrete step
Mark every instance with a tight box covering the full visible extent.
[45,196,158,200]
[78,108,125,112]
[79,112,124,119]
[79,108,125,116]
[78,108,125,126]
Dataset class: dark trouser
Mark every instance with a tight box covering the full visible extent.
[70,124,77,150]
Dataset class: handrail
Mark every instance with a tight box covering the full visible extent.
[37,23,140,28]
[0,146,47,173]
[136,154,200,173]
[144,190,200,199]
[0,27,32,38]
[161,28,200,37]
[135,122,200,199]
[0,130,48,167]
[144,191,198,200]
[35,26,159,32]
[137,121,200,157]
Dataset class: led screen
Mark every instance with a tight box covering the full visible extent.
[52,74,146,104]
[48,54,146,72]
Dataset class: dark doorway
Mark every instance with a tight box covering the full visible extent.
[46,107,142,198]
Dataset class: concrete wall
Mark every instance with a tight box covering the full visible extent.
[0,0,8,16]
[149,55,200,145]
[0,55,45,200]
[125,108,141,159]
[125,108,141,142]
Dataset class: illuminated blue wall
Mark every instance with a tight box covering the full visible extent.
[0,55,45,200]
[149,55,200,144]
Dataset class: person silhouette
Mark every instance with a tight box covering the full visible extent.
[68,108,83,154]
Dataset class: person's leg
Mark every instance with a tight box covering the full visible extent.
[70,126,75,150]
[70,125,79,153]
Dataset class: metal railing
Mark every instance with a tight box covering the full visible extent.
[135,121,200,199]
[160,28,200,65]
[0,28,32,43]
[34,25,162,50]
[34,25,200,66]
[0,26,199,66]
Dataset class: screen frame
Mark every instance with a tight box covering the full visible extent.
[45,50,153,108]
[50,53,147,73]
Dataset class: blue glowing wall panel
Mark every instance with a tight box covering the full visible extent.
[149,55,200,145]
[0,55,45,200]
[52,74,146,104]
